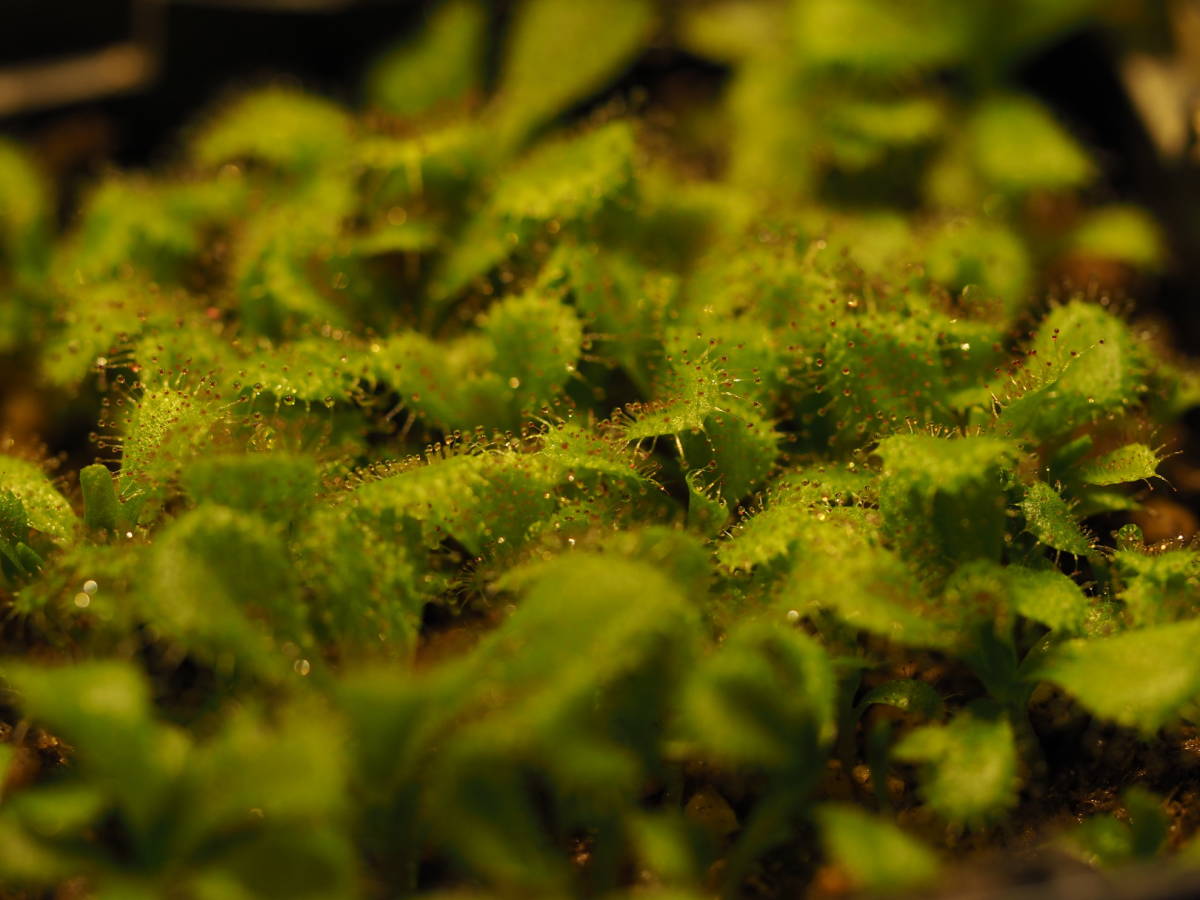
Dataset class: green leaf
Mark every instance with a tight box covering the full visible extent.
[0,456,76,545]
[202,825,355,900]
[788,512,956,648]
[682,620,835,771]
[1124,785,1169,859]
[893,708,1020,825]
[680,0,787,62]
[685,468,728,535]
[0,138,48,243]
[232,336,373,406]
[295,506,422,658]
[969,94,1094,193]
[718,466,870,570]
[924,217,1031,313]
[423,554,698,891]
[490,121,637,227]
[858,679,943,720]
[192,88,353,171]
[53,174,245,285]
[1067,814,1136,867]
[0,661,178,818]
[2,662,152,748]
[679,406,779,507]
[41,280,171,388]
[0,489,29,546]
[0,817,77,883]
[426,206,520,304]
[998,301,1141,439]
[794,0,971,77]
[0,139,50,283]
[8,784,107,839]
[1007,565,1091,633]
[480,290,584,408]
[141,505,305,674]
[363,0,486,118]
[876,433,1018,566]
[119,383,230,493]
[814,804,939,892]
[828,95,946,151]
[349,218,440,258]
[1114,548,1200,627]
[1066,205,1165,270]
[1031,619,1200,733]
[491,0,653,146]
[1078,443,1161,486]
[685,232,835,328]
[179,704,347,848]
[80,464,122,534]
[347,429,651,563]
[1067,786,1168,865]
[378,290,582,431]
[1074,486,1142,517]
[623,333,779,505]
[628,811,703,884]
[181,453,318,522]
[350,452,547,555]
[230,176,357,334]
[812,306,1006,449]
[537,241,672,391]
[425,739,571,893]
[355,123,483,205]
[1020,480,1092,555]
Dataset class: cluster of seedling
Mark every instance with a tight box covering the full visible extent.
[0,0,1198,896]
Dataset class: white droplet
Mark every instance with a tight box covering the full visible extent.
[785,609,800,623]
[294,659,311,676]
[508,377,521,389]
[960,343,971,352]
[82,580,98,595]
[73,593,91,609]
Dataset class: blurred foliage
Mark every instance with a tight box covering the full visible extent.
[0,0,1198,897]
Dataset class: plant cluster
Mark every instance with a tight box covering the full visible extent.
[0,0,1198,897]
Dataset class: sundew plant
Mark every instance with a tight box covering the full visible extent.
[1,0,1199,897]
